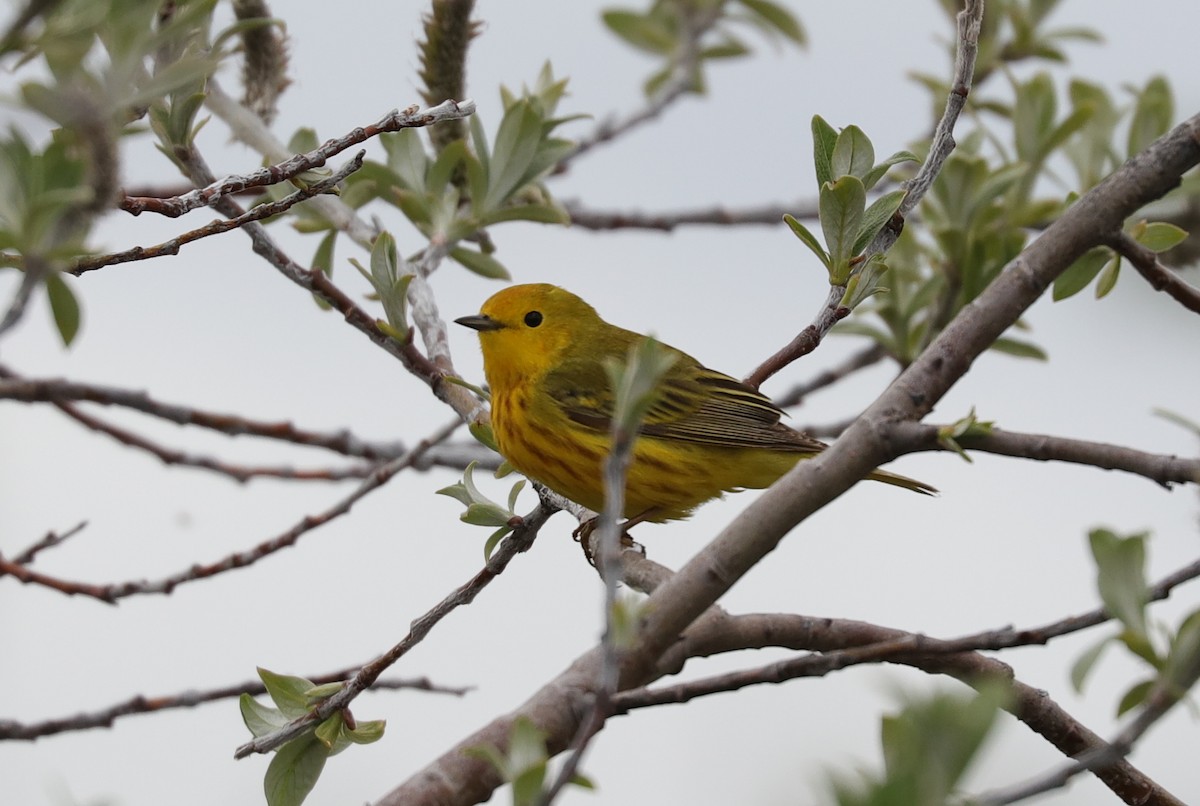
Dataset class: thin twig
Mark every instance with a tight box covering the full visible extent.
[74,152,364,274]
[11,521,87,565]
[234,493,557,758]
[557,6,720,169]
[0,669,469,741]
[1108,230,1200,315]
[52,398,375,482]
[121,101,474,218]
[773,343,888,408]
[0,420,462,603]
[563,199,816,231]
[0,365,406,461]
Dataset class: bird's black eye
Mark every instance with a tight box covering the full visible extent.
[524,310,543,328]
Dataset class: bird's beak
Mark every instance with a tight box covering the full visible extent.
[455,314,504,332]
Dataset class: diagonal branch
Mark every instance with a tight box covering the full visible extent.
[234,491,557,758]
[374,105,1200,806]
[1108,229,1200,315]
[742,0,984,391]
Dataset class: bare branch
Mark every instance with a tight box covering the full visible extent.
[10,521,87,565]
[895,423,1200,488]
[557,7,720,169]
[563,199,816,231]
[52,397,376,482]
[1109,230,1200,315]
[234,492,557,758]
[121,101,474,218]
[75,152,364,275]
[0,669,468,741]
[773,343,888,408]
[0,420,462,603]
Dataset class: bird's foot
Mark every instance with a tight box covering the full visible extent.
[573,517,642,567]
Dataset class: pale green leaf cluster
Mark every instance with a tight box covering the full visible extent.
[784,116,915,306]
[341,63,576,282]
[604,337,677,437]
[240,668,384,806]
[350,232,413,343]
[437,461,527,560]
[466,717,594,806]
[935,407,996,463]
[602,0,805,97]
[1071,530,1200,718]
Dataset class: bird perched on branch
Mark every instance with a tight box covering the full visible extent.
[457,283,934,524]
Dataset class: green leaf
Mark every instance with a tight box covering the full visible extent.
[1070,635,1113,692]
[1127,76,1173,158]
[601,10,675,54]
[737,0,806,44]
[783,213,830,270]
[483,526,509,561]
[1116,679,1156,717]
[1089,529,1150,640]
[861,150,920,191]
[1013,72,1056,163]
[853,188,906,255]
[811,115,838,187]
[990,337,1048,360]
[450,247,511,280]
[819,175,866,282]
[344,718,386,745]
[478,203,570,226]
[240,694,287,738]
[1094,252,1121,299]
[381,129,428,193]
[314,712,343,750]
[1052,247,1109,301]
[264,734,329,806]
[485,101,544,209]
[1164,610,1200,693]
[44,272,80,346]
[258,668,314,720]
[1135,221,1188,253]
[830,125,875,181]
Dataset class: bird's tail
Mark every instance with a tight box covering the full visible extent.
[866,467,938,495]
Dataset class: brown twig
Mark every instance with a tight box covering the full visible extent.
[563,199,817,231]
[234,489,558,758]
[121,100,474,218]
[11,521,87,565]
[0,419,462,604]
[0,669,469,741]
[773,343,888,408]
[895,422,1200,488]
[52,399,375,482]
[73,152,364,275]
[1108,229,1200,315]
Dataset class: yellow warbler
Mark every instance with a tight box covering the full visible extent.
[456,283,934,523]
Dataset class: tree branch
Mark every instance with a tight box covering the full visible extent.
[234,493,557,758]
[1108,229,1200,315]
[0,669,469,741]
[0,419,462,603]
[563,199,816,231]
[895,423,1200,488]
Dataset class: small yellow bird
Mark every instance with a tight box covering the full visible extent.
[457,284,934,523]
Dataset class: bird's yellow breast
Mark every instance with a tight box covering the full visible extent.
[490,386,801,521]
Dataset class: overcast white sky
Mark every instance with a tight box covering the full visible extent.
[3,2,1199,805]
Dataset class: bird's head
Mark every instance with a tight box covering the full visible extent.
[456,283,601,386]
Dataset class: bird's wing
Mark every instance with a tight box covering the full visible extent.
[542,350,825,453]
